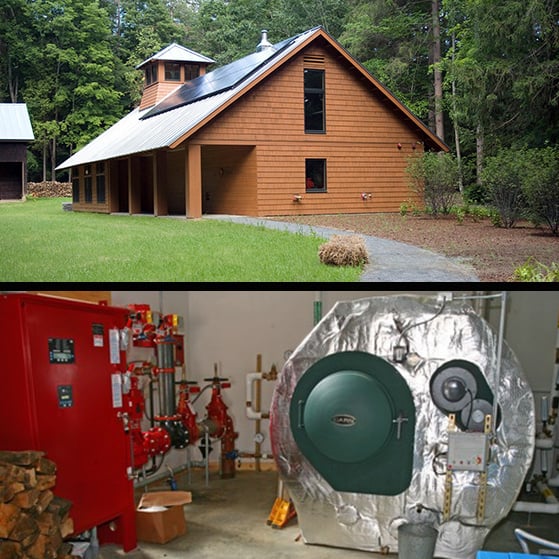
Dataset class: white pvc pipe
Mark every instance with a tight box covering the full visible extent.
[512,500,559,514]
[535,437,554,449]
[246,372,265,419]
[514,527,559,553]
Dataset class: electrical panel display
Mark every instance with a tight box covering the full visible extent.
[57,385,73,408]
[48,338,75,363]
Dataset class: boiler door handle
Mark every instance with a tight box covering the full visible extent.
[297,400,305,428]
[392,413,409,440]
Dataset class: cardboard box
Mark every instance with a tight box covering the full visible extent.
[135,491,192,544]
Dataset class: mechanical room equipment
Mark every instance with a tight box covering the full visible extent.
[0,293,137,552]
[125,304,238,481]
[270,293,535,559]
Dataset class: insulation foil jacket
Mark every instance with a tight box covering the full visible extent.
[270,295,535,559]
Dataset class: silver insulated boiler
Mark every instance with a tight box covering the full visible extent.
[270,293,535,559]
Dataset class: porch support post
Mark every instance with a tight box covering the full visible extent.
[155,151,168,216]
[153,153,159,216]
[187,143,202,218]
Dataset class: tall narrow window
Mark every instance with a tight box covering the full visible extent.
[145,64,158,85]
[96,162,106,203]
[84,165,92,203]
[72,176,80,203]
[305,159,327,192]
[304,69,325,133]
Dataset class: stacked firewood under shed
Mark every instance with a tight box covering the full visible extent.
[0,451,77,559]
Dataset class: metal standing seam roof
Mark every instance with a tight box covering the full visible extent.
[135,43,215,69]
[0,103,35,141]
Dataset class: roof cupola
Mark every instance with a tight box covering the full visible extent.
[136,43,215,111]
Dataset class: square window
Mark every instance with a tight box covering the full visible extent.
[165,63,180,81]
[306,159,326,192]
[184,64,200,80]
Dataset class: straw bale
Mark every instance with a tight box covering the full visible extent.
[318,235,369,267]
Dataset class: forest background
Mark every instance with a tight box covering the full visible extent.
[0,0,557,190]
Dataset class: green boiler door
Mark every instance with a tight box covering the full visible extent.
[290,351,415,495]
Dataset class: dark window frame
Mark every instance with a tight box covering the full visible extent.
[304,69,325,133]
[72,176,80,203]
[305,158,327,193]
[165,62,181,81]
[145,64,158,85]
[84,164,92,203]
[184,64,200,80]
[96,162,106,204]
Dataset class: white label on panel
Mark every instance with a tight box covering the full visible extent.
[109,328,120,364]
[111,373,123,408]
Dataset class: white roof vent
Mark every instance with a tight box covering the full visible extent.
[256,30,274,52]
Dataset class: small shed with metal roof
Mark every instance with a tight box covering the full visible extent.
[0,103,34,200]
[57,27,447,218]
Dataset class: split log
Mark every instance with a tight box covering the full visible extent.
[0,452,44,468]
[34,489,54,515]
[12,489,41,510]
[35,474,56,491]
[0,482,25,503]
[0,503,20,538]
[9,512,39,545]
[35,458,56,476]
[0,540,23,559]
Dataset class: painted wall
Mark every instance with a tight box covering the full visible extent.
[111,290,559,475]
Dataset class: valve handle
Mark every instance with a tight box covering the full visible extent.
[203,376,229,382]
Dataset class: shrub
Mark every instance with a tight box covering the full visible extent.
[481,150,526,228]
[513,257,559,282]
[318,235,369,267]
[521,147,559,235]
[406,152,460,216]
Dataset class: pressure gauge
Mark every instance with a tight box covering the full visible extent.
[254,432,265,444]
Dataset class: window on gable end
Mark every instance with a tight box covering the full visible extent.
[304,69,325,133]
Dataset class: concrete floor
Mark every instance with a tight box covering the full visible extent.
[97,470,558,559]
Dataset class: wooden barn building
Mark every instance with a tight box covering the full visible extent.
[0,103,34,201]
[57,27,447,218]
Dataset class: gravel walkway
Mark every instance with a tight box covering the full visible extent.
[204,215,479,282]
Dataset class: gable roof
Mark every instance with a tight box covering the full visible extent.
[136,43,215,69]
[0,103,34,142]
[57,27,447,170]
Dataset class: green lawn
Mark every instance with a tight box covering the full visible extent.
[0,198,362,282]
